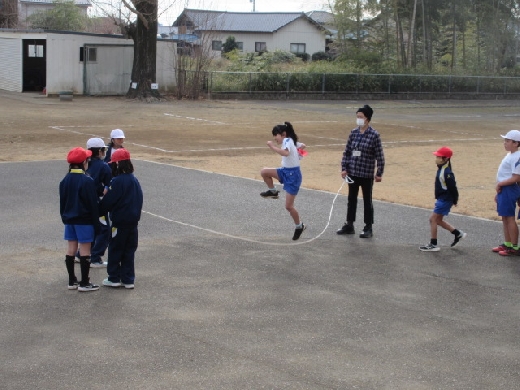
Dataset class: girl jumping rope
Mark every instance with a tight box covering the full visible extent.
[260,122,306,241]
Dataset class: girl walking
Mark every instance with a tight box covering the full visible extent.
[260,122,306,240]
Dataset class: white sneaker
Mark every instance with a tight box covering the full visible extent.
[102,278,121,287]
[420,243,440,252]
[90,261,108,268]
[122,283,134,289]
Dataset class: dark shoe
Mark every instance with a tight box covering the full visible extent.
[78,282,100,292]
[336,223,355,235]
[260,189,279,199]
[292,223,306,241]
[419,243,440,252]
[68,277,79,290]
[451,230,467,247]
[359,225,372,238]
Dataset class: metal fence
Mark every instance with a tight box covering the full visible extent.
[204,71,520,98]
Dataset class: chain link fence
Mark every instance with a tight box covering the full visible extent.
[199,71,520,99]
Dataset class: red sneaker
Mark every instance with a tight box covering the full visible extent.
[499,248,520,256]
[493,244,508,253]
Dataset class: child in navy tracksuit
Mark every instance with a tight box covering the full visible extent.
[419,146,466,252]
[59,147,100,292]
[100,149,143,289]
[86,138,112,267]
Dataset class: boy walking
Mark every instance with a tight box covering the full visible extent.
[493,130,520,256]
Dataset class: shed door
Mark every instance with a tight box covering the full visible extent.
[23,39,46,92]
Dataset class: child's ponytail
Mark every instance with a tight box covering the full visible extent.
[284,121,298,144]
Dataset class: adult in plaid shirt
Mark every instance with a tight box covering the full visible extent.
[336,105,385,238]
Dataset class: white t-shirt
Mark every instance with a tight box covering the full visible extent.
[281,138,300,168]
[497,150,520,182]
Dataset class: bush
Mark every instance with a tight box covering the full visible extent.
[295,53,310,62]
[312,51,333,61]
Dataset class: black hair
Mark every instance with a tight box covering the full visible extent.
[116,160,134,174]
[88,147,105,158]
[272,122,298,145]
[356,104,374,121]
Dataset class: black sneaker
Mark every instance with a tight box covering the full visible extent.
[359,225,373,238]
[451,230,467,247]
[336,223,355,235]
[292,223,306,241]
[68,278,79,290]
[260,189,279,199]
[78,282,100,292]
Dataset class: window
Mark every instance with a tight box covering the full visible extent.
[79,47,97,62]
[255,42,266,52]
[212,40,222,51]
[28,44,44,58]
[236,42,243,51]
[290,43,306,54]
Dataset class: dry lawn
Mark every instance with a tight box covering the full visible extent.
[1,91,518,221]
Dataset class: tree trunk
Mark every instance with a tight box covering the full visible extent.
[126,0,160,100]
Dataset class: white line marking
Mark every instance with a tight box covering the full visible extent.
[164,113,226,125]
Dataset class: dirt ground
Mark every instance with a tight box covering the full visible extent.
[1,91,518,221]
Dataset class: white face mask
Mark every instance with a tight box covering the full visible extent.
[356,118,365,127]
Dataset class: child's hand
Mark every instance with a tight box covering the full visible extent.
[267,141,273,147]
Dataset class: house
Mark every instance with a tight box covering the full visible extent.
[17,0,91,27]
[172,8,329,58]
[0,29,177,95]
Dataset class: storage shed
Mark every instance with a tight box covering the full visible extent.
[0,29,177,95]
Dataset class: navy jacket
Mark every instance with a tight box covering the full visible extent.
[59,169,99,226]
[435,162,459,205]
[87,157,112,197]
[100,173,143,227]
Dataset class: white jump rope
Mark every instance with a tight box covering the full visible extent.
[143,176,353,247]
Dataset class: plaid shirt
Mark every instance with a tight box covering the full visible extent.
[341,125,385,178]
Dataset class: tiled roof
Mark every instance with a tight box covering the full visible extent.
[174,9,325,33]
[19,0,90,5]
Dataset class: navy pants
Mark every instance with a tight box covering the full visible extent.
[107,225,138,284]
[346,175,374,225]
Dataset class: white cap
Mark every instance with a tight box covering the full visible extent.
[86,137,106,149]
[501,130,520,142]
[110,128,125,139]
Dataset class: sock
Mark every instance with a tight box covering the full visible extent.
[514,245,519,250]
[65,255,76,283]
[79,255,91,286]
[451,229,460,236]
[505,242,513,248]
[431,239,438,246]
[269,187,276,191]
[296,223,302,228]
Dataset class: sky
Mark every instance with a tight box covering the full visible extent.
[159,0,331,26]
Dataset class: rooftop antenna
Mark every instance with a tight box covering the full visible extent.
[250,0,255,12]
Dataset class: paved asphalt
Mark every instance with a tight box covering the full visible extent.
[1,159,519,390]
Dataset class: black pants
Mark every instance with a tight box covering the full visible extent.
[346,175,374,225]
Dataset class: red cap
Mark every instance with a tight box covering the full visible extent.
[433,146,453,158]
[67,147,92,164]
[109,148,131,163]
